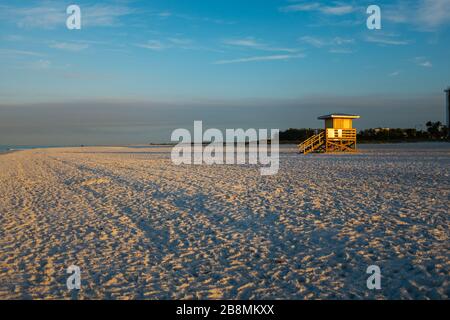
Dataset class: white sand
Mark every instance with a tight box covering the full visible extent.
[0,144,449,299]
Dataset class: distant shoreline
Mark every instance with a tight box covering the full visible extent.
[0,150,19,156]
[0,141,448,154]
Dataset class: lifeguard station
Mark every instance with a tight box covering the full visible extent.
[298,114,360,154]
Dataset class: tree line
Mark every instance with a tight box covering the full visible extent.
[279,121,449,143]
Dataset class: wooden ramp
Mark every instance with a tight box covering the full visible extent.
[298,131,325,154]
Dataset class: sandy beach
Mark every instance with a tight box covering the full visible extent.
[0,144,449,299]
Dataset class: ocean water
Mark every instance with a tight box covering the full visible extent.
[0,145,61,153]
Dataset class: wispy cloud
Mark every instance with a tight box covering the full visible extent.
[49,42,89,52]
[384,3,409,24]
[167,37,193,46]
[157,11,172,18]
[299,36,355,54]
[365,35,410,46]
[166,37,214,51]
[223,38,262,48]
[213,53,305,65]
[329,48,354,54]
[136,37,221,53]
[417,0,450,29]
[1,3,134,29]
[0,48,45,57]
[320,5,355,15]
[11,59,53,70]
[10,5,64,29]
[385,0,450,30]
[136,40,167,51]
[413,57,433,68]
[280,2,321,13]
[280,1,357,15]
[299,36,326,48]
[299,36,355,47]
[174,13,236,25]
[223,37,299,53]
[388,71,401,77]
[82,4,135,27]
[333,37,355,46]
[29,59,51,70]
[2,34,25,41]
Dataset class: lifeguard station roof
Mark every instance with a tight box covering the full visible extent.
[318,114,360,120]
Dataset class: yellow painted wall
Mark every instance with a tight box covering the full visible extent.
[332,119,353,129]
[324,118,354,129]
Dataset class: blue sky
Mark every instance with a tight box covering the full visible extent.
[0,0,449,144]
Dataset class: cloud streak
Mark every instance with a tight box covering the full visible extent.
[417,0,450,29]
[413,57,433,68]
[213,53,305,65]
[49,42,89,52]
[299,36,355,48]
[1,3,134,29]
[385,0,450,30]
[280,2,357,15]
[135,37,220,52]
[223,37,300,53]
[0,49,46,57]
[136,40,167,51]
[388,71,401,77]
[365,35,410,46]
